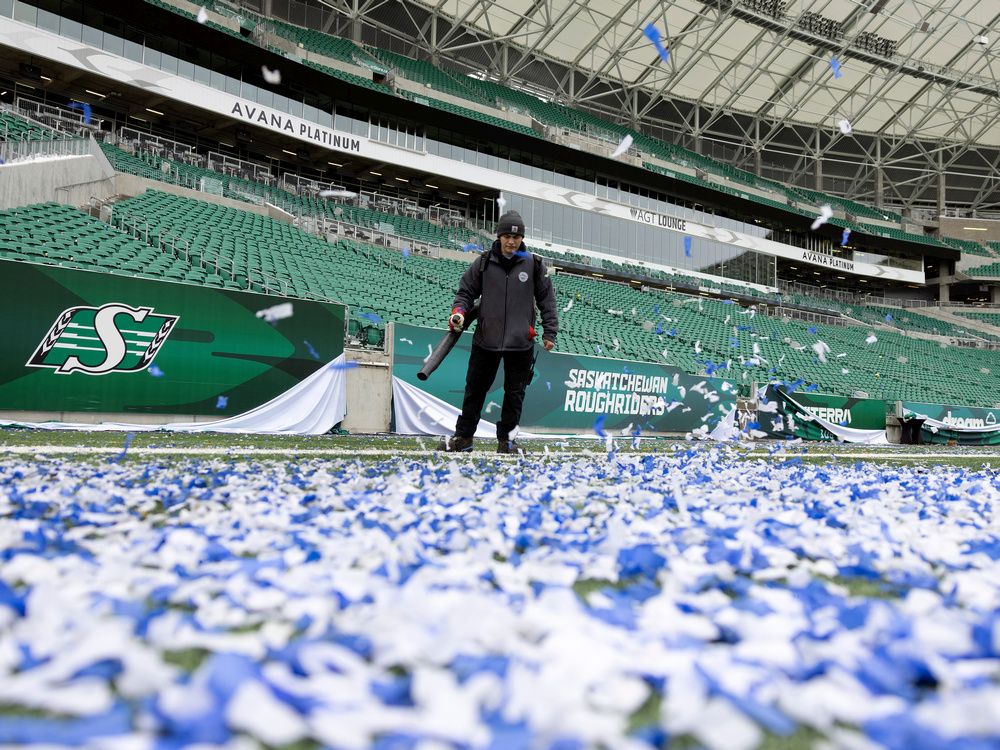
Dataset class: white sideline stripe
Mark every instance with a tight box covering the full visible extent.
[0,447,994,460]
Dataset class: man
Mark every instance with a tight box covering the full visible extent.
[440,210,558,453]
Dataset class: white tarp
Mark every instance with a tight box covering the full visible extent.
[1,355,350,435]
[392,377,541,439]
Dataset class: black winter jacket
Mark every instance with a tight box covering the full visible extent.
[453,240,559,351]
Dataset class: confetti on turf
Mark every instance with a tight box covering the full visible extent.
[262,66,282,85]
[643,22,671,64]
[3,445,1000,748]
[611,134,633,158]
[830,56,843,78]
[216,395,228,409]
[684,236,692,257]
[841,228,851,246]
[196,5,208,23]
[148,364,164,377]
[838,118,853,134]
[811,204,833,230]
[67,101,92,125]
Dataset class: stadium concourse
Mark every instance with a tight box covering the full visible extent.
[2,0,1000,748]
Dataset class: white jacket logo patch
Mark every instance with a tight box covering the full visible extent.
[518,271,529,282]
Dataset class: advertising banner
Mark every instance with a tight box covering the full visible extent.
[759,386,888,443]
[902,401,1000,445]
[0,261,345,415]
[392,323,736,435]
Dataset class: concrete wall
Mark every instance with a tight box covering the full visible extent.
[342,335,394,433]
[938,217,1000,243]
[0,154,115,210]
[114,173,275,215]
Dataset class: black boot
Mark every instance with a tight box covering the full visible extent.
[497,439,526,454]
[437,435,474,452]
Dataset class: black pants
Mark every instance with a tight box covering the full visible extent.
[455,345,535,441]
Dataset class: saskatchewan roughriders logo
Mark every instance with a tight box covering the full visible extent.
[26,303,179,375]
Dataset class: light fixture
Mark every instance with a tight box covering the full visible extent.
[219,142,234,148]
[457,190,469,196]
[40,75,52,82]
[328,161,343,167]
[131,115,147,121]
[369,171,382,176]
[145,107,164,115]
[85,89,106,98]
[592,273,603,277]
[282,149,296,156]
[963,226,988,231]
[394,176,408,182]
[425,184,439,189]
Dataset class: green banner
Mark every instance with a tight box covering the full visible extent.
[0,261,345,415]
[902,400,1000,445]
[393,323,736,433]
[760,386,886,441]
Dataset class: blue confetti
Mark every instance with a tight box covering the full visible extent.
[215,395,228,409]
[841,228,851,246]
[808,326,817,334]
[110,431,136,463]
[148,364,164,377]
[462,243,480,252]
[402,247,410,257]
[642,23,671,64]
[303,340,320,360]
[67,101,92,124]
[329,360,360,370]
[593,414,607,437]
[830,57,843,78]
[359,312,384,325]
[885,313,894,323]
[683,236,692,257]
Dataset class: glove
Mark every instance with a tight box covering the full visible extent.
[448,310,465,331]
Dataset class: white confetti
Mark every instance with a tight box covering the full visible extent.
[811,340,831,364]
[865,333,878,345]
[838,119,853,135]
[811,204,833,230]
[196,6,208,23]
[262,65,282,85]
[399,338,413,345]
[484,401,500,414]
[423,344,433,363]
[319,189,357,199]
[562,299,574,312]
[611,134,634,158]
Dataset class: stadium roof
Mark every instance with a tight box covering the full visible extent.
[292,0,1000,212]
[417,0,1000,145]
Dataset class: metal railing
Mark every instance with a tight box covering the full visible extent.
[0,136,91,164]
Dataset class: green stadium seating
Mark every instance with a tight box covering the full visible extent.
[0,111,59,141]
[964,262,1000,278]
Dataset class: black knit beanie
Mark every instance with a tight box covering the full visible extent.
[496,210,525,236]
